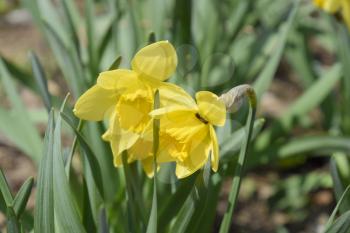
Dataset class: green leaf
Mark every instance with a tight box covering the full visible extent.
[0,56,37,92]
[331,18,350,133]
[283,64,341,122]
[0,169,13,207]
[34,110,55,233]
[171,186,198,233]
[64,120,84,178]
[325,211,350,233]
[158,175,197,232]
[225,0,251,43]
[148,32,156,44]
[13,177,34,218]
[85,0,98,78]
[249,136,350,168]
[42,20,85,98]
[61,112,105,199]
[121,151,140,233]
[7,206,20,233]
[53,112,86,232]
[171,168,211,233]
[0,58,42,162]
[108,56,122,71]
[330,157,350,214]
[220,118,265,161]
[253,0,299,100]
[173,0,192,45]
[99,208,109,233]
[278,136,350,158]
[29,51,52,111]
[285,26,316,88]
[324,185,350,231]
[61,0,81,56]
[254,64,342,159]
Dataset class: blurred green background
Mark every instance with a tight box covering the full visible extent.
[1,0,350,232]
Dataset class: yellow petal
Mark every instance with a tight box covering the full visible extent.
[175,164,194,179]
[175,127,211,179]
[142,78,196,109]
[74,85,117,121]
[141,157,156,178]
[128,137,153,160]
[97,69,138,91]
[158,82,197,109]
[341,0,350,30]
[158,132,184,163]
[209,125,219,172]
[150,106,196,119]
[324,0,341,12]
[196,91,226,126]
[314,0,341,12]
[131,41,177,81]
[107,128,138,167]
[313,0,324,7]
[116,89,153,133]
[102,110,139,155]
[152,108,203,143]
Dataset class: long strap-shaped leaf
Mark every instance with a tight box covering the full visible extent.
[253,0,299,99]
[53,112,86,233]
[324,210,350,233]
[29,51,52,112]
[61,112,105,199]
[219,87,257,233]
[121,151,140,233]
[324,185,350,232]
[34,110,55,233]
[0,58,42,163]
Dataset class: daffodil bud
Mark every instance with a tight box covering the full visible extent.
[219,84,257,113]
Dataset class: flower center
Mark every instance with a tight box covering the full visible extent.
[195,113,208,124]
[117,94,153,133]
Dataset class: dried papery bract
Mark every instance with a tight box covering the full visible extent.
[219,84,257,113]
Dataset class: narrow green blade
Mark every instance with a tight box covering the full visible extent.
[170,169,211,233]
[34,110,55,233]
[29,51,52,111]
[13,177,34,218]
[0,58,42,162]
[61,112,105,199]
[52,113,86,232]
[0,169,13,207]
[7,206,20,233]
[108,56,122,71]
[253,0,299,99]
[324,185,350,231]
[324,211,350,233]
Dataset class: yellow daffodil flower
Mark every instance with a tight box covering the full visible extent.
[314,0,350,30]
[73,41,190,176]
[150,91,226,179]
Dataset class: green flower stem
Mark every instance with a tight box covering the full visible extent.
[219,85,257,233]
[146,90,159,233]
[122,151,139,233]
